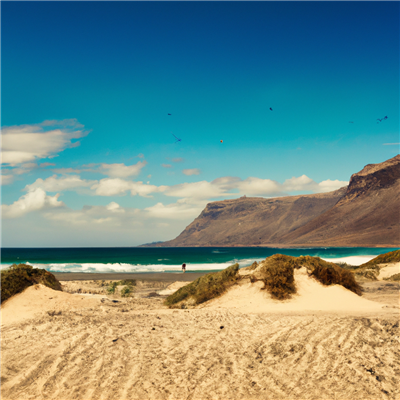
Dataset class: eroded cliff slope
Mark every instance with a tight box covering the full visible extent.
[148,155,399,247]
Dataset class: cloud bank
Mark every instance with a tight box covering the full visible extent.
[1,119,88,166]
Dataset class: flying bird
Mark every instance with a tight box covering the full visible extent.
[349,121,354,123]
[172,134,182,143]
[377,116,388,124]
[269,107,273,111]
[168,113,171,115]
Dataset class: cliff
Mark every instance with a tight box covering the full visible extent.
[146,155,400,247]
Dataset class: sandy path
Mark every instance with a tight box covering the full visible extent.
[1,290,399,400]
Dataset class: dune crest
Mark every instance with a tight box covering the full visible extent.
[204,267,387,313]
[1,284,101,327]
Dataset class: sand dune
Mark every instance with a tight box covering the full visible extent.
[378,262,400,280]
[0,284,101,326]
[205,268,388,314]
[1,278,399,400]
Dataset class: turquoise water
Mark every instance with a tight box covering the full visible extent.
[1,247,397,273]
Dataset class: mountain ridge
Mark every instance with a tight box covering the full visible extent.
[144,155,400,247]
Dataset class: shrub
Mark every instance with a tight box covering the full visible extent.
[256,255,297,300]
[359,250,400,267]
[118,279,137,286]
[297,256,362,296]
[384,273,400,281]
[1,264,62,303]
[165,263,239,308]
[254,254,362,299]
[354,268,379,281]
[107,282,118,294]
[120,286,132,297]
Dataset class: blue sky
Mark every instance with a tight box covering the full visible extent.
[1,1,399,247]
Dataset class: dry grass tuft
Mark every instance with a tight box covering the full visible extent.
[384,273,400,282]
[1,264,62,303]
[256,255,297,300]
[165,264,239,308]
[359,250,400,267]
[296,256,362,296]
[255,254,363,299]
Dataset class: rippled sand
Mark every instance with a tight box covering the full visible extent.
[1,279,399,400]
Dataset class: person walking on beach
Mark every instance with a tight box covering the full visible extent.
[182,263,186,273]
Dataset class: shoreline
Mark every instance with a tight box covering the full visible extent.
[53,271,207,282]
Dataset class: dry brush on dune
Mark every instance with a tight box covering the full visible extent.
[1,264,62,303]
[165,254,363,308]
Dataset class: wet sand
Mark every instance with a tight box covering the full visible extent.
[53,272,206,282]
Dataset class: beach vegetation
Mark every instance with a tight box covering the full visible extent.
[336,262,357,270]
[383,273,400,281]
[354,268,379,281]
[118,279,137,286]
[253,254,362,299]
[359,250,400,267]
[1,264,62,303]
[107,282,118,294]
[164,263,239,308]
[120,286,132,297]
[106,279,136,296]
[296,255,363,296]
[256,255,297,300]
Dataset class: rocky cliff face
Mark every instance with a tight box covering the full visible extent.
[279,154,400,246]
[146,155,399,247]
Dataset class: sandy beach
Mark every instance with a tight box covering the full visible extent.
[1,267,399,400]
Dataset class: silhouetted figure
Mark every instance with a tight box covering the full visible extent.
[269,107,273,111]
[182,263,186,273]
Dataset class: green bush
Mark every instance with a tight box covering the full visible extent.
[106,280,135,296]
[1,264,62,303]
[118,279,136,286]
[165,263,239,308]
[107,282,118,294]
[120,286,132,297]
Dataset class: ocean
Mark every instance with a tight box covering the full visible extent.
[1,247,398,274]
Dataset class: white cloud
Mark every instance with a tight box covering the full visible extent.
[91,178,133,196]
[164,180,230,199]
[145,199,205,220]
[162,175,347,200]
[1,119,88,166]
[383,143,399,145]
[172,158,185,163]
[183,168,201,176]
[317,179,348,192]
[98,161,147,178]
[282,175,347,193]
[282,175,316,192]
[1,174,14,185]
[52,167,81,174]
[106,201,125,213]
[2,188,64,218]
[91,178,161,197]
[25,175,95,192]
[162,164,173,168]
[236,177,283,196]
